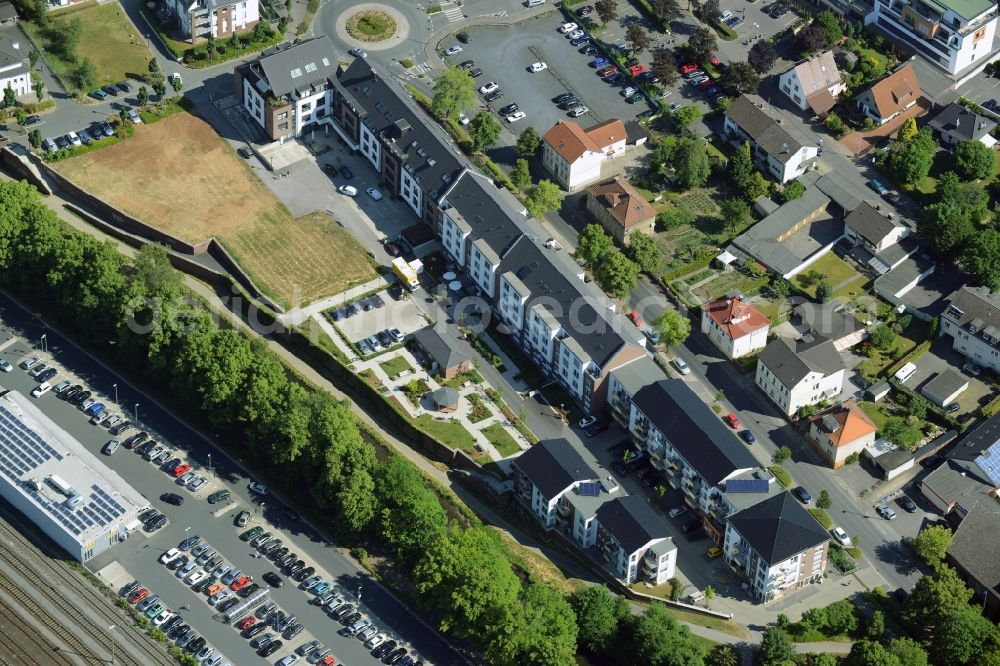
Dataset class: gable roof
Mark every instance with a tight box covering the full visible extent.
[543,119,627,163]
[703,296,770,340]
[585,177,654,228]
[928,103,996,142]
[793,301,866,342]
[513,438,600,498]
[413,324,471,372]
[257,38,340,98]
[858,62,921,120]
[729,186,831,275]
[631,379,757,485]
[788,51,842,115]
[809,400,876,446]
[0,27,27,71]
[0,3,17,21]
[727,492,830,563]
[595,495,671,553]
[947,502,1000,596]
[943,286,1000,349]
[725,94,814,164]
[845,201,902,245]
[758,335,845,388]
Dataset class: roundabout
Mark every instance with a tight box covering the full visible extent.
[346,9,397,42]
[333,3,410,51]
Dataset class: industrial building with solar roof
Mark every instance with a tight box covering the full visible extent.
[0,390,148,561]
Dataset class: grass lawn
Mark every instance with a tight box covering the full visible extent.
[25,1,151,90]
[482,423,520,457]
[413,414,476,450]
[54,112,377,307]
[378,355,412,379]
[665,607,750,640]
[857,319,927,378]
[860,401,894,431]
[792,253,863,299]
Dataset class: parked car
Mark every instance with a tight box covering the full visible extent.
[739,430,756,444]
[792,486,813,504]
[443,45,463,56]
[724,412,741,429]
[831,527,852,547]
[876,504,897,520]
[897,495,918,512]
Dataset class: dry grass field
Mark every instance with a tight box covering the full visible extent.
[55,113,376,307]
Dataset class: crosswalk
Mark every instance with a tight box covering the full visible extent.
[440,1,464,22]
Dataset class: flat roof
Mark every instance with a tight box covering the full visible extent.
[0,391,147,546]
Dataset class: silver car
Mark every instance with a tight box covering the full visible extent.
[188,475,206,491]
[178,471,195,485]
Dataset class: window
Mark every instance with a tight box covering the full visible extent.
[277,112,288,120]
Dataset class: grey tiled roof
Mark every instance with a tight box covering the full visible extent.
[609,355,664,397]
[512,438,599,499]
[947,501,1000,595]
[728,492,829,564]
[943,287,1000,352]
[257,38,340,98]
[595,495,671,553]
[928,103,996,142]
[729,187,832,275]
[413,324,471,372]
[845,201,900,246]
[725,94,814,164]
[758,335,845,388]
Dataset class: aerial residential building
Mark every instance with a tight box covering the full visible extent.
[940,286,1000,373]
[723,492,830,602]
[843,201,909,254]
[412,324,472,380]
[722,94,819,183]
[756,336,847,416]
[584,176,656,245]
[511,438,602,532]
[0,3,16,24]
[778,51,845,116]
[853,62,922,125]
[700,296,771,359]
[164,0,259,42]
[0,26,29,98]
[865,0,997,75]
[0,391,148,562]
[541,119,627,190]
[807,400,878,468]
[921,369,969,407]
[946,502,1000,620]
[921,411,1000,516]
[927,102,997,148]
[595,496,677,585]
[793,302,867,351]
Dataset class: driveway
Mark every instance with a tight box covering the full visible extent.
[839,98,933,155]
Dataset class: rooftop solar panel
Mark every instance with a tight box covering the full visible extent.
[576,481,601,497]
[725,478,770,493]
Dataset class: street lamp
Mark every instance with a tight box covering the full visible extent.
[208,453,212,480]
[39,333,47,353]
[134,403,139,424]
[108,624,116,665]
[112,383,118,406]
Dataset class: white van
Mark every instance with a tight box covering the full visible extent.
[526,0,546,6]
[894,362,917,383]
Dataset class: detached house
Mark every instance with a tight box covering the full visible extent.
[940,286,1000,374]
[928,102,997,149]
[756,336,846,416]
[723,94,819,183]
[164,0,259,42]
[853,62,922,125]
[584,177,656,245]
[541,119,627,190]
[843,200,909,254]
[0,26,29,98]
[778,51,845,116]
[921,411,1000,516]
[808,400,877,468]
[947,502,1000,620]
[700,296,770,359]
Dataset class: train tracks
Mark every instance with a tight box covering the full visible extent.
[0,513,174,666]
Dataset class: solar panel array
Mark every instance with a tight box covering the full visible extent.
[35,484,128,536]
[975,440,1000,487]
[0,405,63,479]
[725,478,770,493]
[576,481,601,497]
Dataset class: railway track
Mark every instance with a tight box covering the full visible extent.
[0,579,81,666]
[0,515,174,666]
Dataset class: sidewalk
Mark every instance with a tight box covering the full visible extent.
[279,276,388,326]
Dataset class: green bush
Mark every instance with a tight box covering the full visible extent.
[809,507,832,529]
[768,465,792,488]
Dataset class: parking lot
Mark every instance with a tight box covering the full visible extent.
[444,14,656,137]
[329,291,427,353]
[0,293,459,666]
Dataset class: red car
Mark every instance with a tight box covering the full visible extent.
[128,588,149,604]
[699,79,715,90]
[236,616,256,630]
[629,64,647,75]
[707,52,721,65]
[680,63,698,74]
[172,463,191,478]
[317,657,336,666]
[597,65,618,77]
[230,576,252,592]
[627,310,644,327]
[725,412,741,429]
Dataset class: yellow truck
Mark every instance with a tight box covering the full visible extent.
[392,257,420,291]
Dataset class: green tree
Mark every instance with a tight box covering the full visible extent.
[137,85,149,107]
[569,586,629,655]
[816,489,832,510]
[730,141,755,187]
[468,111,502,153]
[881,416,921,448]
[748,40,777,74]
[375,455,448,562]
[431,66,476,121]
[867,610,886,640]
[70,58,97,91]
[889,129,937,186]
[719,198,750,235]
[654,309,691,346]
[815,10,843,43]
[625,24,652,54]
[770,277,791,298]
[49,18,84,59]
[595,0,618,23]
[780,180,806,202]
[888,638,928,666]
[15,108,27,129]
[816,280,834,302]
[772,445,791,464]
[206,35,216,61]
[808,655,839,666]
[671,136,710,190]
[721,61,761,95]
[743,171,770,201]
[898,117,918,142]
[576,224,613,265]
[515,126,541,159]
[904,564,974,634]
[758,626,795,666]
[170,75,183,92]
[628,605,705,666]
[148,57,160,74]
[954,139,995,180]
[336,468,377,533]
[845,640,902,666]
[931,606,999,666]
[687,27,717,63]
[824,599,858,635]
[511,158,532,191]
[965,229,1000,291]
[910,524,952,566]
[920,199,974,257]
[487,584,579,666]
[626,232,661,272]
[152,79,167,98]
[870,324,896,350]
[673,104,702,129]
[33,80,44,102]
[524,179,563,219]
[709,644,740,666]
[651,0,681,20]
[2,85,15,108]
[650,48,679,86]
[594,252,640,300]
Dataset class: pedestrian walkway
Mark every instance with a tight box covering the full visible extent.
[439,1,465,22]
[279,276,388,326]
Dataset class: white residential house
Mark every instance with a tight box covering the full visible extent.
[807,400,878,468]
[843,201,909,254]
[756,336,847,416]
[940,286,1000,374]
[853,62,922,125]
[0,29,30,98]
[165,0,259,42]
[595,496,678,585]
[723,95,819,183]
[511,438,602,532]
[927,102,998,149]
[865,0,997,75]
[700,296,771,359]
[778,51,845,115]
[541,119,627,190]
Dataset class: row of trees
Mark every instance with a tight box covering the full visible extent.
[0,180,591,664]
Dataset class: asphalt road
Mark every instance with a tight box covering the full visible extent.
[0,291,464,666]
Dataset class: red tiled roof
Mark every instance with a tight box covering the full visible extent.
[810,400,876,447]
[543,119,627,163]
[585,177,654,229]
[704,297,769,340]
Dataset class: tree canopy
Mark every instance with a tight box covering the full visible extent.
[748,41,777,74]
[569,587,629,654]
[524,180,563,219]
[431,66,476,121]
[626,232,662,272]
[910,524,952,566]
[671,136,710,190]
[953,139,995,181]
[654,309,691,346]
[595,252,640,300]
[468,111,502,153]
[576,224,613,266]
[516,126,541,159]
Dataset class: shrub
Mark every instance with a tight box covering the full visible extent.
[809,507,832,529]
[768,465,791,487]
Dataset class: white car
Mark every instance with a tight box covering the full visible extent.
[622,86,637,96]
[444,45,463,56]
[579,416,597,429]
[559,21,578,33]
[366,633,387,649]
[152,610,173,627]
[127,108,142,124]
[277,655,300,666]
[506,111,527,123]
[0,359,11,372]
[248,481,269,495]
[568,29,585,39]
[719,10,733,20]
[668,506,688,518]
[366,187,383,201]
[159,547,180,564]
[187,475,206,491]
[178,471,195,485]
[208,590,232,606]
[831,527,852,547]
[337,185,358,197]
[67,131,82,146]
[185,570,207,585]
[479,81,499,95]
[457,111,470,125]
[31,382,52,398]
[672,357,691,375]
[528,62,548,72]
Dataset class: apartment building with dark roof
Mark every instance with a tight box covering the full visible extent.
[941,285,1000,374]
